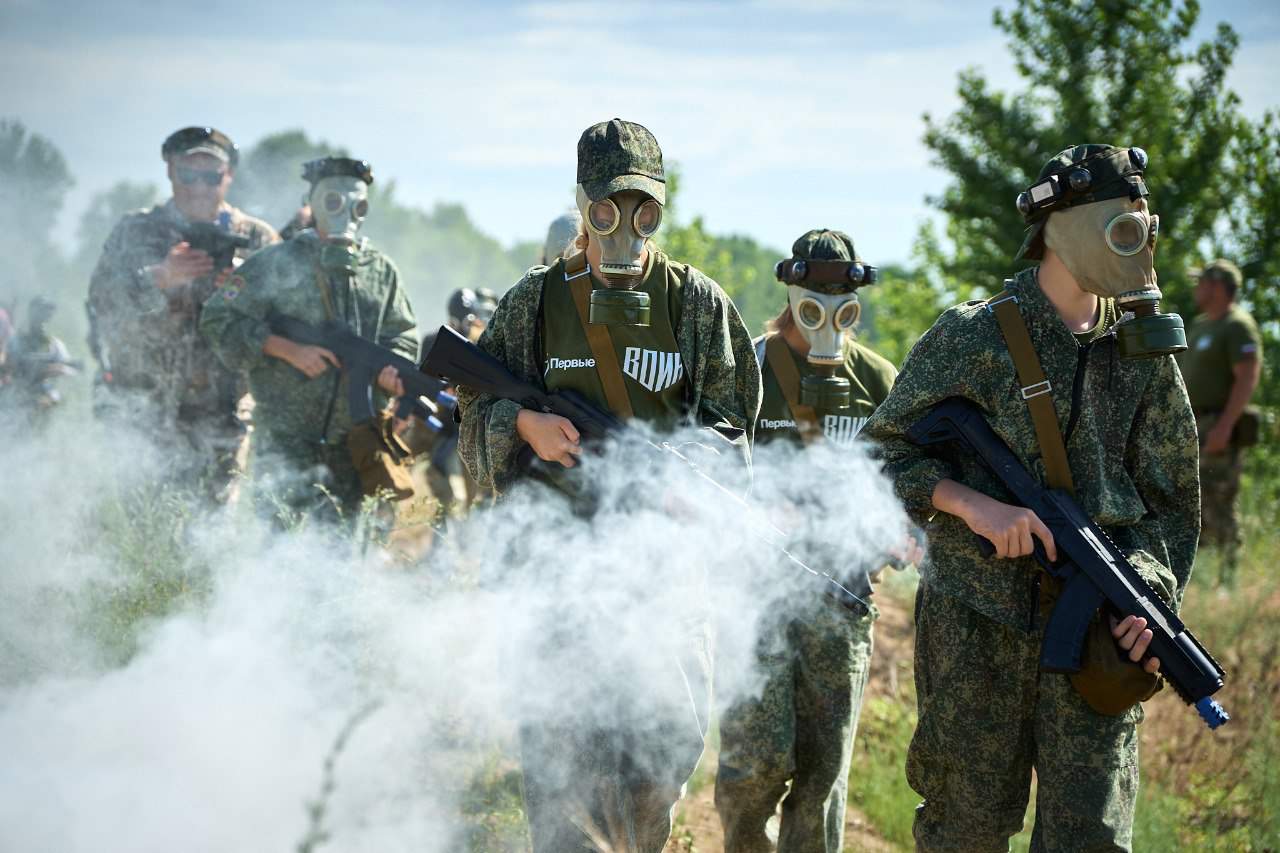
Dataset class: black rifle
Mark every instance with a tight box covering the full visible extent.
[182,222,251,273]
[268,313,451,430]
[419,324,872,615]
[907,397,1228,729]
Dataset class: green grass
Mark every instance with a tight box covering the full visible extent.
[847,695,919,848]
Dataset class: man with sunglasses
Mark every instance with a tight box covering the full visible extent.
[87,126,278,502]
[455,118,761,853]
[863,144,1199,850]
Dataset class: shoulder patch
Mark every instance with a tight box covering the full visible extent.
[220,273,247,301]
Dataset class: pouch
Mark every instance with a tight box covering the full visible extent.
[346,413,415,501]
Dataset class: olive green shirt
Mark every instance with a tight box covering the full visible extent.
[863,267,1200,629]
[1177,304,1263,412]
[754,333,896,447]
[541,253,687,429]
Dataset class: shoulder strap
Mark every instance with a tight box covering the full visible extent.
[562,252,635,420]
[986,285,1075,493]
[764,333,821,444]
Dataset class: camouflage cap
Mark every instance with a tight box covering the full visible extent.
[1191,258,1243,289]
[1016,143,1149,261]
[775,228,877,294]
[577,119,666,205]
[162,126,239,167]
[303,157,374,186]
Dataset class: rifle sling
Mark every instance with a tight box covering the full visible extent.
[563,252,635,421]
[987,287,1075,494]
[764,333,821,444]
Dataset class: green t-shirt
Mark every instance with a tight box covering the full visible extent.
[1177,305,1263,412]
[754,333,896,447]
[541,250,688,429]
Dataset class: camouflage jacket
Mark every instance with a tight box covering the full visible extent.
[198,230,418,447]
[863,267,1200,629]
[86,200,278,412]
[456,257,763,493]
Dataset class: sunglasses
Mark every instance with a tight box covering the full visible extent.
[175,166,226,187]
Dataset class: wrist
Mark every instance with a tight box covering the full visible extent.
[142,263,167,289]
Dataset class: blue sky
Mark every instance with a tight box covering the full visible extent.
[2,0,1277,265]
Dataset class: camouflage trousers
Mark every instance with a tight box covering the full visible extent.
[909,585,1141,852]
[250,433,364,524]
[715,601,874,853]
[1198,447,1244,586]
[518,624,712,853]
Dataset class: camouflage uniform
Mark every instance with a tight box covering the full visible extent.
[1177,285,1263,586]
[86,199,278,497]
[199,230,417,518]
[716,333,893,853]
[863,268,1199,851]
[457,250,760,851]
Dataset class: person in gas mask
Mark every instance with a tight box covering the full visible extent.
[715,229,896,853]
[455,118,761,853]
[201,157,418,521]
[540,208,583,266]
[862,144,1200,850]
[87,126,279,502]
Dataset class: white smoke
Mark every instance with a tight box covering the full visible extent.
[0,413,907,852]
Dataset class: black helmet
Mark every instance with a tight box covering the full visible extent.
[447,288,497,329]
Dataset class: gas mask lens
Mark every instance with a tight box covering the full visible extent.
[833,299,860,330]
[633,199,662,238]
[353,198,369,220]
[587,198,620,235]
[1105,211,1157,256]
[796,297,826,330]
[323,191,345,214]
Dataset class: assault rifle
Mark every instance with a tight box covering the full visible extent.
[182,221,251,273]
[419,324,872,615]
[906,397,1229,729]
[268,313,452,431]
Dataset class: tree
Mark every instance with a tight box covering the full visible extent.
[920,0,1243,317]
[0,118,75,295]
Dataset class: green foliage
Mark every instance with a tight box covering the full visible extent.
[921,0,1242,317]
[72,180,162,278]
[0,118,75,302]
[656,168,784,335]
[847,695,919,848]
[455,752,529,852]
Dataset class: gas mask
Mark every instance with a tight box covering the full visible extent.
[310,176,369,275]
[1044,197,1185,358]
[575,184,662,326]
[776,257,878,410]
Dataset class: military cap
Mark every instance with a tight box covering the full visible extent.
[162,126,239,167]
[1015,143,1150,261]
[1191,258,1242,290]
[774,228,877,294]
[302,157,374,186]
[577,119,666,205]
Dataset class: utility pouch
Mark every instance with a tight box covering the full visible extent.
[1069,615,1163,715]
[1233,406,1261,448]
[346,411,416,501]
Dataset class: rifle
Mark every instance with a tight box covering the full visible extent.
[267,313,452,431]
[907,397,1228,729]
[419,324,872,615]
[182,221,251,273]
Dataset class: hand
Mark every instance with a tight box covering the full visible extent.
[516,409,581,468]
[954,490,1057,561]
[151,242,214,289]
[888,532,926,567]
[1110,614,1161,674]
[1202,422,1233,455]
[281,341,340,379]
[377,365,405,397]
